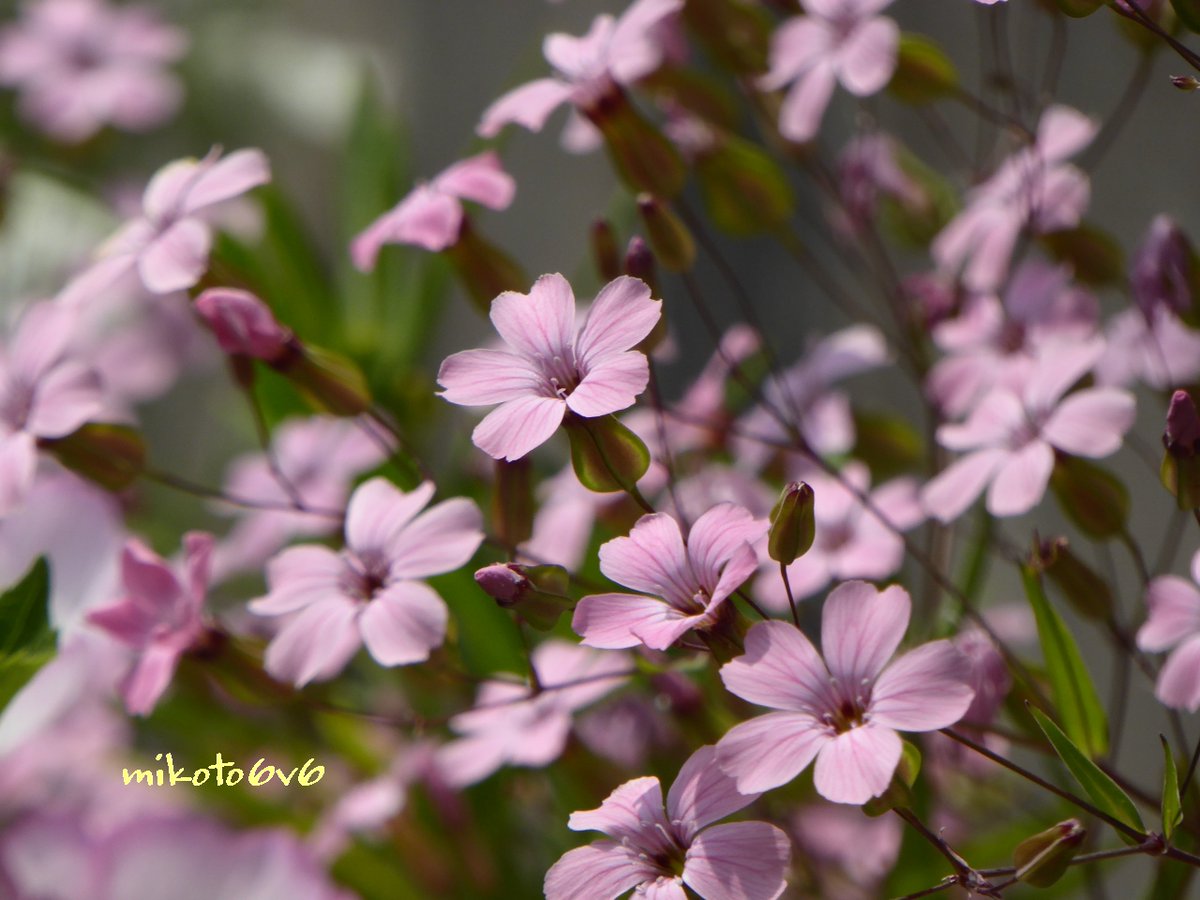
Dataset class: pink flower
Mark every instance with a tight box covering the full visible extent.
[716,581,974,804]
[477,0,683,138]
[544,744,791,900]
[194,287,292,361]
[1095,305,1200,391]
[62,147,271,299]
[86,532,214,716]
[437,273,661,461]
[436,640,629,787]
[793,804,901,891]
[933,105,1096,291]
[835,131,926,235]
[0,302,104,515]
[350,151,516,269]
[759,0,899,144]
[922,341,1135,523]
[573,503,766,651]
[1132,215,1193,319]
[1138,549,1200,710]
[0,0,186,142]
[249,478,483,686]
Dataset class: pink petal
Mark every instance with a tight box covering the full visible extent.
[1036,105,1097,162]
[597,513,691,604]
[684,822,791,900]
[436,734,511,788]
[387,497,483,579]
[490,273,576,361]
[685,503,767,589]
[566,351,649,417]
[1041,388,1135,458]
[777,60,836,143]
[821,581,910,685]
[639,879,688,900]
[137,218,211,294]
[8,302,74,383]
[720,619,831,712]
[936,389,1025,451]
[1023,339,1105,413]
[358,581,447,666]
[666,745,759,840]
[437,348,543,406]
[433,151,515,209]
[870,640,975,731]
[182,148,271,214]
[477,78,574,138]
[142,158,199,222]
[715,711,830,793]
[835,17,898,96]
[251,544,344,616]
[759,18,831,91]
[813,723,901,804]
[345,478,435,555]
[574,276,661,368]
[471,395,566,461]
[87,598,155,646]
[1138,576,1200,653]
[506,704,574,767]
[263,598,363,686]
[608,0,686,84]
[921,447,1007,524]
[569,775,666,839]
[1156,634,1200,712]
[708,543,760,608]
[122,643,180,715]
[572,592,693,650]
[120,539,179,606]
[351,188,463,267]
[23,361,103,438]
[544,842,655,900]
[984,440,1053,518]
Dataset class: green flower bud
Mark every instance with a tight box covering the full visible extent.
[41,423,145,492]
[1050,455,1129,539]
[493,458,534,548]
[563,413,651,495]
[591,218,621,282]
[1013,819,1086,887]
[584,87,686,198]
[636,194,695,272]
[768,482,815,565]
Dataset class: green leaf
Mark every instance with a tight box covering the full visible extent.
[1040,224,1125,286]
[1172,0,1200,32]
[0,558,54,712]
[887,34,959,105]
[1162,735,1183,841]
[1021,565,1107,758]
[1030,707,1145,844]
[695,135,795,236]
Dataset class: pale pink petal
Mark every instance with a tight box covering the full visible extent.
[182,148,271,214]
[684,822,791,900]
[137,218,211,294]
[721,619,832,712]
[263,598,363,686]
[759,18,831,91]
[23,361,102,438]
[835,17,898,96]
[478,78,574,138]
[985,440,1053,518]
[471,395,566,461]
[544,842,656,900]
[717,711,831,793]
[686,504,767,588]
[921,448,1008,524]
[607,0,686,84]
[821,581,910,685]
[251,545,344,616]
[1138,576,1200,653]
[1041,388,1135,458]
[491,273,576,361]
[351,188,463,267]
[506,706,574,767]
[575,275,661,367]
[708,543,759,607]
[566,351,649,417]
[119,539,179,606]
[569,775,666,839]
[598,513,691,603]
[437,348,544,406]
[778,60,836,143]
[1156,634,1200,712]
[813,723,901,804]
[122,642,180,715]
[572,592,692,650]
[667,745,759,840]
[358,581,447,666]
[142,158,198,222]
[1023,339,1105,413]
[8,302,74,382]
[87,598,155,646]
[433,151,515,209]
[387,497,483,579]
[639,878,688,900]
[345,479,435,556]
[870,640,975,731]
[436,734,511,788]
[936,390,1025,451]
[1036,105,1097,162]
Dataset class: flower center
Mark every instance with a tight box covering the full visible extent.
[821,676,872,734]
[340,550,390,601]
[542,353,579,399]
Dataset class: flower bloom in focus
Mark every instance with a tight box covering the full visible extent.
[716,581,974,804]
[759,0,899,144]
[86,532,214,716]
[1137,549,1200,711]
[249,478,483,686]
[573,503,766,651]
[350,151,516,269]
[437,273,661,461]
[0,0,186,142]
[544,744,791,900]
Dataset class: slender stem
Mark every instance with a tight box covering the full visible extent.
[1181,731,1200,799]
[1111,2,1200,73]
[142,467,343,518]
[780,563,800,628]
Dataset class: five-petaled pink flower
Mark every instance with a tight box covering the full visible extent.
[922,340,1135,523]
[759,0,899,144]
[62,147,271,300]
[350,151,516,269]
[716,581,973,804]
[1137,549,1200,711]
[572,503,766,651]
[437,273,661,461]
[86,532,214,716]
[249,478,483,686]
[544,744,792,900]
[477,0,683,138]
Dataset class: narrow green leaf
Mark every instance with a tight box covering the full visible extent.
[1030,707,1145,844]
[1162,735,1183,841]
[0,557,51,657]
[1021,565,1108,758]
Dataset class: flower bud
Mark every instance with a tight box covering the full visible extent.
[1035,536,1114,621]
[768,481,815,565]
[194,288,292,362]
[41,423,145,492]
[1162,390,1200,509]
[443,220,527,314]
[623,237,659,299]
[1172,75,1200,92]
[1132,216,1194,319]
[563,412,651,495]
[1049,456,1129,539]
[591,218,621,282]
[1012,819,1086,887]
[681,0,771,74]
[636,194,695,272]
[583,87,686,198]
[474,562,573,631]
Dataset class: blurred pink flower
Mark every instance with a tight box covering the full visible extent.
[760,0,899,143]
[544,744,791,900]
[573,503,766,651]
[437,273,661,461]
[1138,549,1200,710]
[477,0,683,138]
[194,287,292,362]
[61,147,271,299]
[793,803,902,891]
[1132,215,1193,319]
[1095,305,1200,390]
[437,640,629,787]
[716,581,974,804]
[351,151,516,268]
[834,131,926,235]
[0,0,186,142]
[922,341,1135,522]
[249,478,483,685]
[86,532,214,716]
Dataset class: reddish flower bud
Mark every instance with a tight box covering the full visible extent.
[195,288,292,362]
[474,562,573,630]
[636,193,695,272]
[591,218,621,282]
[1163,390,1200,508]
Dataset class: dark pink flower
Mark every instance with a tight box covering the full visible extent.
[716,581,974,804]
[1132,215,1193,319]
[573,503,766,651]
[544,744,791,900]
[1138,550,1200,710]
[437,273,661,461]
[350,151,515,269]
